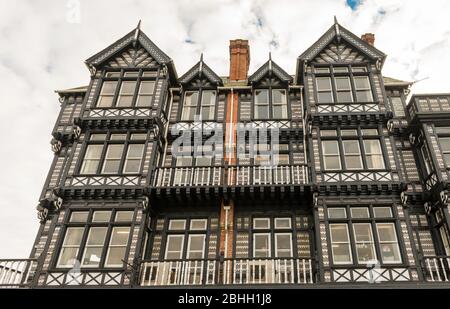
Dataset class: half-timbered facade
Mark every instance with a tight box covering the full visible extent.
[2,19,450,288]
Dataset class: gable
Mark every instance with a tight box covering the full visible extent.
[179,59,223,86]
[107,46,158,68]
[248,59,292,85]
[312,40,368,64]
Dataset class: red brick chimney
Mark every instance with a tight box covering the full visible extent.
[229,39,250,81]
[361,33,375,46]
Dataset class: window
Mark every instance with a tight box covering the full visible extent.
[364,140,385,169]
[354,76,373,102]
[314,66,373,104]
[56,209,132,269]
[105,227,130,267]
[274,218,291,229]
[253,233,271,257]
[81,227,108,267]
[165,235,184,259]
[181,91,199,121]
[335,77,353,102]
[79,132,146,175]
[322,141,341,170]
[163,218,208,260]
[353,223,376,263]
[80,145,103,174]
[275,233,292,257]
[56,228,84,267]
[136,81,155,107]
[102,144,125,174]
[376,223,401,263]
[123,144,145,174]
[253,88,288,119]
[316,77,333,103]
[200,91,216,120]
[330,224,352,264]
[187,235,206,259]
[255,89,270,119]
[253,218,270,229]
[438,137,450,167]
[116,81,137,107]
[97,81,118,107]
[272,89,288,119]
[328,206,402,265]
[343,140,363,170]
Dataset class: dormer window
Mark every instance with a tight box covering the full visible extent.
[254,89,287,120]
[181,90,216,121]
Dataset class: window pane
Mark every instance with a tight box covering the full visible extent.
[62,228,84,246]
[102,144,125,174]
[374,207,393,218]
[361,129,378,136]
[165,235,184,259]
[317,92,333,103]
[273,104,288,119]
[90,134,107,141]
[100,81,117,94]
[57,247,80,267]
[187,235,205,259]
[315,67,330,74]
[105,72,120,78]
[105,247,127,267]
[350,207,369,218]
[275,234,292,257]
[354,77,373,102]
[320,130,337,137]
[123,144,144,174]
[201,91,216,120]
[436,127,450,135]
[124,72,139,77]
[353,223,376,263]
[115,211,134,222]
[354,76,370,89]
[255,89,269,104]
[255,105,269,119]
[92,211,111,222]
[341,129,357,136]
[168,220,186,230]
[352,67,367,73]
[328,208,347,219]
[110,134,127,140]
[70,212,89,222]
[322,140,339,154]
[330,224,352,264]
[80,145,103,174]
[253,218,270,229]
[136,81,155,107]
[254,234,271,258]
[190,219,207,230]
[82,227,107,266]
[109,227,130,246]
[181,92,198,121]
[356,90,373,102]
[335,77,351,90]
[274,218,291,229]
[322,141,341,170]
[316,77,332,90]
[376,223,401,263]
[343,140,363,170]
[130,133,147,140]
[364,140,385,169]
[333,67,349,73]
[117,81,136,107]
[390,97,405,117]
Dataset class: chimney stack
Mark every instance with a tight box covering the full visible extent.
[361,33,375,46]
[229,39,250,81]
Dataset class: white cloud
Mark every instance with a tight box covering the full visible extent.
[0,0,449,257]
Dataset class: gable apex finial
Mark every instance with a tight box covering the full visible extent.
[133,20,141,47]
[199,53,203,78]
[334,15,338,25]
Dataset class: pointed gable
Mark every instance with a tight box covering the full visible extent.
[84,24,178,82]
[248,57,292,85]
[296,19,386,83]
[179,57,223,86]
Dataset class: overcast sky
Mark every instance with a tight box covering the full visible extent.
[0,0,449,258]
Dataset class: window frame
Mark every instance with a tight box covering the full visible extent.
[54,208,134,270]
[78,131,147,176]
[96,69,158,108]
[253,87,289,120]
[180,88,217,121]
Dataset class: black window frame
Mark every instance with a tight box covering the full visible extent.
[312,64,376,104]
[252,87,290,120]
[95,69,158,109]
[325,204,405,267]
[53,208,135,270]
[77,131,148,176]
[318,126,388,172]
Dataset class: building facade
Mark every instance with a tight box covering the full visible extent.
[2,20,450,288]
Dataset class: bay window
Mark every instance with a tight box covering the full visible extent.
[79,132,146,175]
[328,206,402,265]
[56,209,133,269]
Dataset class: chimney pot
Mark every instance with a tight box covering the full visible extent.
[361,33,375,46]
[229,39,250,81]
